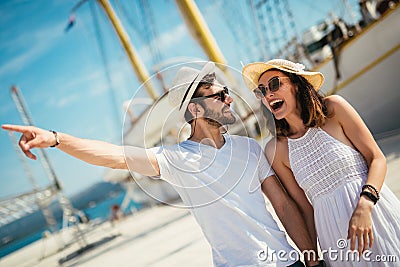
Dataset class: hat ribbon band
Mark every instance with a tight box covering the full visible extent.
[179,74,199,110]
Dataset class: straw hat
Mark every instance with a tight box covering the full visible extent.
[242,59,324,91]
[169,61,215,117]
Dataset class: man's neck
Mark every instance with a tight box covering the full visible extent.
[188,120,226,149]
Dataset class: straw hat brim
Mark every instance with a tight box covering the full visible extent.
[242,62,324,91]
[174,62,215,116]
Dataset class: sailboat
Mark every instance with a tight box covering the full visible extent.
[2,0,399,263]
[107,0,400,206]
[248,0,399,137]
[312,4,400,137]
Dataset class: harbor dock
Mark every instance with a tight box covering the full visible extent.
[1,132,399,267]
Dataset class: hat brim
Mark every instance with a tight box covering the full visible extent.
[242,62,324,91]
[178,61,216,116]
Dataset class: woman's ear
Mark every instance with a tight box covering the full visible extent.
[290,80,298,92]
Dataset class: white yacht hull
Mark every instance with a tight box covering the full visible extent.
[316,6,400,137]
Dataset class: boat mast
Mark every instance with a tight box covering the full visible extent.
[97,0,230,91]
[341,0,361,33]
[175,0,254,127]
[96,0,158,100]
[175,0,227,67]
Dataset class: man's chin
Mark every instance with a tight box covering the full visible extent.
[205,118,222,127]
[225,116,236,125]
[203,111,236,127]
[208,117,236,126]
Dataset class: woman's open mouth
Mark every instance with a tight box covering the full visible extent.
[269,99,284,112]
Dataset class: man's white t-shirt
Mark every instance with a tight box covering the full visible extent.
[150,134,297,266]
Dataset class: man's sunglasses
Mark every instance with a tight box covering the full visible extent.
[193,86,230,103]
[253,76,289,99]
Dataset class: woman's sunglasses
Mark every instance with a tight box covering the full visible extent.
[193,86,230,103]
[253,76,289,99]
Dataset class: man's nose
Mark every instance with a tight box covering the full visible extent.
[224,93,233,104]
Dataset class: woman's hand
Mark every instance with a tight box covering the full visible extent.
[347,196,374,254]
[2,124,57,160]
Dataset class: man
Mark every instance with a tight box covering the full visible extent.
[3,62,323,266]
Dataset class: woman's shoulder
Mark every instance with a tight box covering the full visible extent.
[264,136,289,162]
[324,94,349,110]
[265,136,288,149]
[324,94,357,121]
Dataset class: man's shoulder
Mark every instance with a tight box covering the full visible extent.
[228,135,263,151]
[228,134,254,141]
[150,143,181,154]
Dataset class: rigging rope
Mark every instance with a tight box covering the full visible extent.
[216,0,255,62]
[114,0,145,42]
[139,0,164,68]
[115,0,163,71]
[248,0,269,60]
[250,0,301,59]
[89,1,121,126]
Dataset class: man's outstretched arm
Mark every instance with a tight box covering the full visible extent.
[2,124,160,176]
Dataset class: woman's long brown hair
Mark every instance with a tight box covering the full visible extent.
[262,69,329,137]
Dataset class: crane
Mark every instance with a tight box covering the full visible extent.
[10,86,88,247]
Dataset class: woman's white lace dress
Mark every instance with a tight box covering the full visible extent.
[288,127,400,266]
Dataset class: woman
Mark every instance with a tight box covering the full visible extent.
[242,59,400,266]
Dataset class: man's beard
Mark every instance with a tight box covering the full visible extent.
[203,106,236,127]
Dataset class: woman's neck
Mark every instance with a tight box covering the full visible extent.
[285,114,308,138]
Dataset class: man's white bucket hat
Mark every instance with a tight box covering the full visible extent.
[168,61,215,117]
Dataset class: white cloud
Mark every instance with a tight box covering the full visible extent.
[61,68,106,94]
[0,21,65,77]
[42,23,188,109]
[138,23,187,64]
[44,68,107,108]
[43,63,132,108]
[47,93,80,108]
[16,23,187,109]
[154,24,187,50]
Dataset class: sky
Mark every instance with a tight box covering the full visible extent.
[0,0,363,199]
